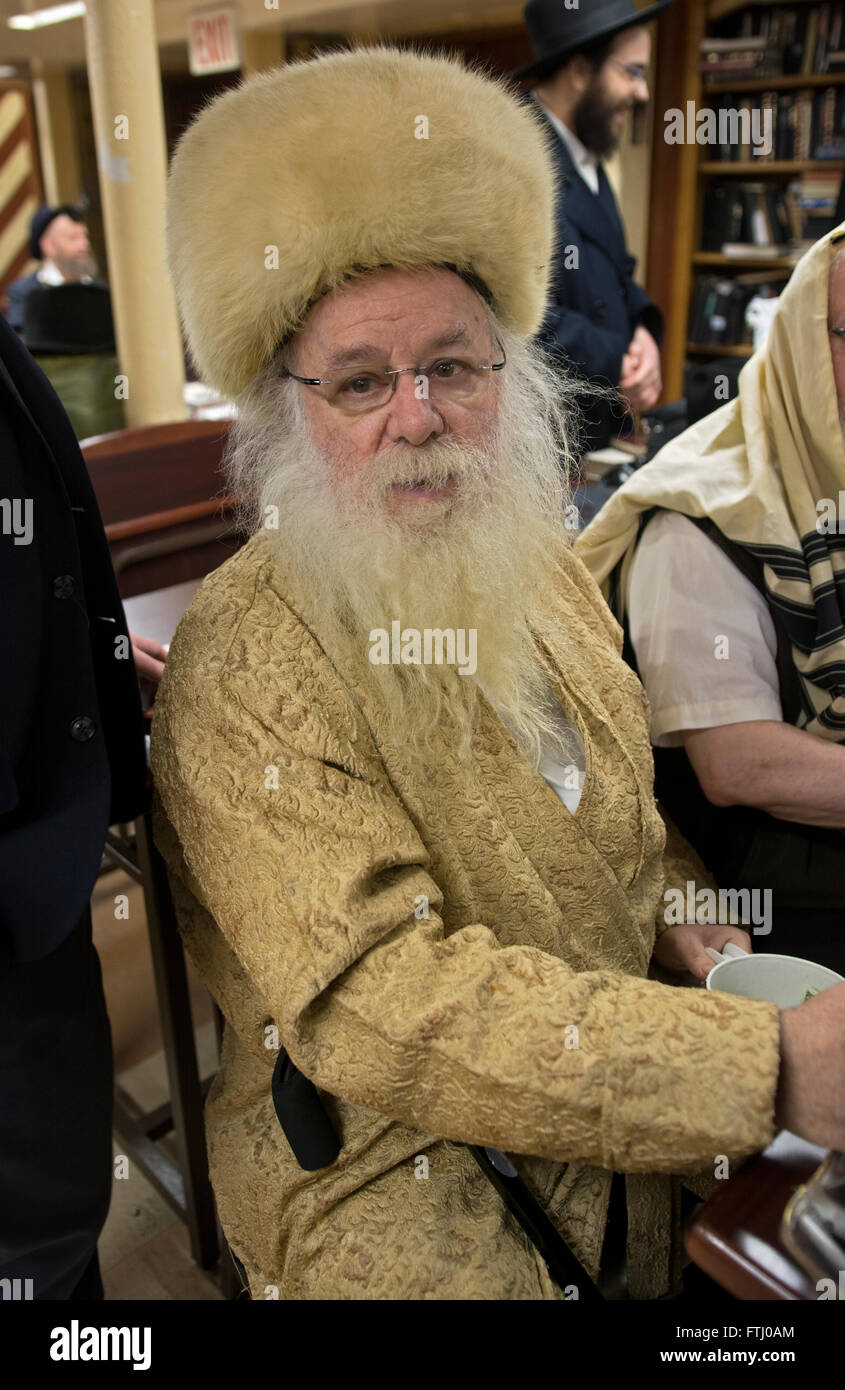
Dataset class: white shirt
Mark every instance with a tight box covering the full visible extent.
[37,259,93,286]
[479,680,586,816]
[627,510,782,748]
[532,93,601,195]
[537,724,586,816]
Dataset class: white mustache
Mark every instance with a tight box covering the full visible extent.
[341,437,494,506]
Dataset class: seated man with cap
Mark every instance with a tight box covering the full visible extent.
[3,204,104,333]
[153,48,845,1300]
[577,228,845,978]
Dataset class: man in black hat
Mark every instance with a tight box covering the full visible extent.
[3,204,104,333]
[514,0,674,450]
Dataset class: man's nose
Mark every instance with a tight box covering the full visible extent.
[382,370,444,444]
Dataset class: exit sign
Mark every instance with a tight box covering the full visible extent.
[189,7,241,76]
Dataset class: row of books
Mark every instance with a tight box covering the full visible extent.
[702,4,845,78]
[702,89,845,161]
[701,176,841,256]
[702,183,793,254]
[788,170,842,243]
[688,273,785,347]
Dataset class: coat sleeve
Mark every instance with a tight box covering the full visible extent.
[655,809,715,941]
[625,260,664,349]
[541,299,629,386]
[153,661,782,1177]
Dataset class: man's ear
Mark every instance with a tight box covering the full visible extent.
[567,53,596,98]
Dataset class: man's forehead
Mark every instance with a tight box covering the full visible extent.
[611,26,650,61]
[315,322,478,370]
[51,215,84,234]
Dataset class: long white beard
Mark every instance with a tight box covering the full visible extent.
[223,327,585,769]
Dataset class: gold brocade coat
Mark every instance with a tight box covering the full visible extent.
[151,529,782,1301]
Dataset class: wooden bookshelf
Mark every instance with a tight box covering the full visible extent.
[700,159,844,173]
[687,342,755,355]
[705,72,845,92]
[709,0,819,19]
[692,250,797,265]
[647,0,843,400]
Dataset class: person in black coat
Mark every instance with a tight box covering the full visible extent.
[0,311,163,1299]
[513,0,673,451]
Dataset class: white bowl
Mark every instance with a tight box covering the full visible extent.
[705,952,844,1008]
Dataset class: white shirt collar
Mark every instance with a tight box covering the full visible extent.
[36,259,93,286]
[37,260,66,285]
[532,93,601,195]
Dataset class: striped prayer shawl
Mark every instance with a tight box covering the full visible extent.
[576,225,845,743]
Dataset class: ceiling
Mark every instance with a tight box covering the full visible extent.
[0,0,526,68]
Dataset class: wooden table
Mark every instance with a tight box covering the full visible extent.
[124,576,203,648]
[685,1130,829,1299]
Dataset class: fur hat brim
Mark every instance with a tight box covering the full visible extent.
[166,46,558,399]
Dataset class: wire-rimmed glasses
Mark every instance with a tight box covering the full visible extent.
[281,340,507,414]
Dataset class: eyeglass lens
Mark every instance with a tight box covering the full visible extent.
[326,358,496,411]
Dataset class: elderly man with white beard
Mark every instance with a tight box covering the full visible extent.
[153,48,845,1301]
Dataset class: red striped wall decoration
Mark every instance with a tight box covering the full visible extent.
[0,82,44,310]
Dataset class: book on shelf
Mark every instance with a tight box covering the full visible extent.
[689,272,786,349]
[701,183,793,253]
[703,88,845,161]
[812,85,845,157]
[702,4,845,79]
[786,170,842,242]
[721,242,792,257]
[700,42,782,79]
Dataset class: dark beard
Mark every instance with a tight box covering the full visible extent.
[573,82,640,160]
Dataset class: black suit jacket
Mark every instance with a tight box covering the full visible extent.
[3,272,40,332]
[529,98,664,450]
[0,313,146,967]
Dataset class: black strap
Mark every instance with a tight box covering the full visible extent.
[271,1047,341,1171]
[469,1146,604,1300]
[270,1052,605,1297]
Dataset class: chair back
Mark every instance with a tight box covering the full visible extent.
[82,419,243,596]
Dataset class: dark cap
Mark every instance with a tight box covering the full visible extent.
[28,203,85,261]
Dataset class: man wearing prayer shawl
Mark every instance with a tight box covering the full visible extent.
[578,230,845,977]
[152,49,845,1301]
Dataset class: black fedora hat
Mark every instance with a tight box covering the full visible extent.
[511,0,675,83]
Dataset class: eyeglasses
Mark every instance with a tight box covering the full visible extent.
[608,58,649,84]
[281,340,507,414]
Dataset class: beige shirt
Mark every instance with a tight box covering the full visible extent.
[627,510,782,748]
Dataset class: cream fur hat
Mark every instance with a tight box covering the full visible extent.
[165,45,557,399]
